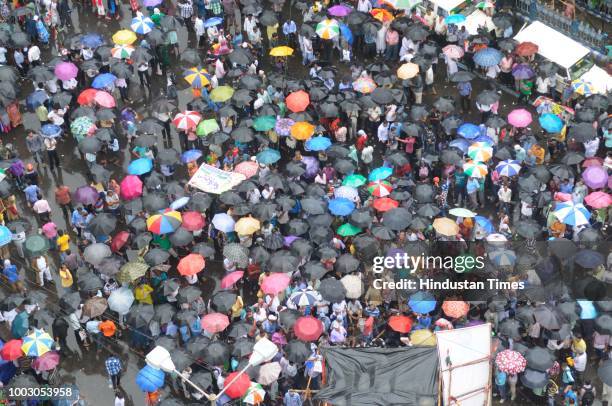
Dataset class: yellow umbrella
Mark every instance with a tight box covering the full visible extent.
[432,217,460,236]
[112,29,137,45]
[210,86,235,102]
[409,329,436,346]
[397,63,419,80]
[235,216,261,235]
[290,122,315,141]
[269,46,294,57]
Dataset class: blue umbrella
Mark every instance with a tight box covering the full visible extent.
[181,149,203,163]
[204,17,223,27]
[41,124,62,138]
[80,33,105,48]
[368,166,393,181]
[328,198,355,216]
[128,158,153,175]
[256,149,281,165]
[578,300,597,320]
[489,249,517,267]
[473,134,495,145]
[339,23,353,45]
[539,113,564,133]
[473,48,503,67]
[91,73,118,89]
[449,138,470,152]
[444,14,466,24]
[474,215,494,233]
[408,291,437,314]
[305,136,332,151]
[26,90,48,109]
[136,365,165,392]
[457,123,480,139]
[0,226,12,247]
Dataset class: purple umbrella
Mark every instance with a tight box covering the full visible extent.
[512,64,535,79]
[143,0,162,5]
[54,62,78,81]
[328,4,352,16]
[301,156,320,179]
[74,186,100,205]
[582,166,608,189]
[275,118,294,136]
[284,235,299,246]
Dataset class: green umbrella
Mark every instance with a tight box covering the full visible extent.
[342,174,366,188]
[117,260,149,284]
[24,235,50,257]
[11,311,28,338]
[337,223,362,237]
[70,116,95,140]
[196,119,220,137]
[253,115,277,132]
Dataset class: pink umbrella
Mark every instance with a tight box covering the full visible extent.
[585,191,611,209]
[32,351,60,371]
[271,331,287,346]
[120,175,143,200]
[261,273,291,295]
[54,62,78,81]
[234,161,259,178]
[507,108,532,128]
[182,211,205,231]
[221,271,244,289]
[200,312,230,333]
[94,91,116,108]
[582,166,608,189]
[328,4,352,16]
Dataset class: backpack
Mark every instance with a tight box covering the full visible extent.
[581,388,594,406]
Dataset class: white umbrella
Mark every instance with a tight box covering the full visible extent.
[341,275,362,299]
[108,286,135,315]
[83,243,112,266]
[257,362,282,385]
[334,186,359,202]
[212,213,235,232]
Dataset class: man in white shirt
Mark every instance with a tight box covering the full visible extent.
[35,255,53,287]
[497,184,512,214]
[28,45,41,65]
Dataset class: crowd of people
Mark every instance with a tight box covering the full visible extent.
[0,0,607,404]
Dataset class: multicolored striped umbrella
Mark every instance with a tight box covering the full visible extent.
[554,202,591,226]
[21,329,54,357]
[370,8,394,22]
[183,67,210,88]
[352,76,377,93]
[571,79,596,96]
[495,160,521,177]
[146,211,182,234]
[367,180,393,197]
[316,18,340,39]
[463,160,488,178]
[468,142,493,162]
[173,111,201,130]
[111,44,135,59]
[131,15,155,34]
[243,383,266,405]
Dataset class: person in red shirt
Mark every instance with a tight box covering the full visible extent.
[355,130,368,151]
[55,185,73,219]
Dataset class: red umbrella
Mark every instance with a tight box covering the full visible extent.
[182,211,205,231]
[372,197,399,212]
[261,273,291,295]
[220,271,244,289]
[286,90,310,113]
[442,301,470,319]
[32,351,60,371]
[495,350,527,374]
[77,88,98,105]
[200,312,230,334]
[515,41,538,57]
[111,231,130,252]
[120,175,143,200]
[94,91,116,108]
[294,316,324,341]
[177,253,205,276]
[388,315,413,333]
[224,371,251,399]
[1,339,23,360]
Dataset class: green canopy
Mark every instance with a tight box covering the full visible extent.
[342,174,366,188]
[253,115,277,132]
[196,119,220,137]
[337,223,362,237]
[24,235,50,257]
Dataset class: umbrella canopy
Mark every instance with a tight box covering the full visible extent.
[495,350,527,374]
[408,291,436,314]
[507,108,532,128]
[294,316,324,341]
[441,301,470,318]
[201,313,230,334]
[22,329,54,357]
[178,253,205,276]
[525,347,554,371]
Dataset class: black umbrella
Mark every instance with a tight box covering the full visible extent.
[154,304,176,324]
[193,242,215,259]
[498,318,521,339]
[414,184,435,203]
[157,148,180,165]
[186,335,211,357]
[169,227,193,247]
[0,66,17,83]
[240,75,262,90]
[250,245,270,264]
[87,213,117,235]
[219,191,244,205]
[264,232,285,250]
[575,108,595,123]
[52,92,73,108]
[28,66,54,82]
[335,254,360,274]
[492,13,513,29]
[203,341,230,365]
[161,278,181,296]
[11,31,30,47]
[568,122,596,142]
[549,164,573,180]
[78,272,103,291]
[441,116,462,133]
[286,340,312,363]
[110,61,133,78]
[349,209,373,228]
[525,347,555,371]
[259,9,278,26]
[595,314,612,334]
[228,321,253,339]
[485,115,507,128]
[232,338,255,357]
[352,235,379,260]
[155,336,178,351]
[451,71,474,82]
[599,360,612,386]
[268,251,299,273]
[520,368,548,389]
[476,90,501,105]
[211,291,237,313]
[96,108,116,121]
[382,208,412,230]
[533,305,565,330]
[318,278,347,303]
[128,217,147,233]
[134,232,152,249]
[416,203,440,218]
[574,249,605,269]
[144,248,170,266]
[127,304,155,328]
[301,197,327,215]
[309,225,333,245]
[231,126,255,143]
[291,239,313,258]
[94,127,116,142]
[160,15,180,31]
[406,25,429,41]
[143,193,169,212]
[516,219,541,238]
[71,106,96,120]
[228,48,252,66]
[371,225,395,240]
[139,118,164,134]
[303,261,328,280]
[151,98,176,114]
[89,164,111,183]
[178,286,202,304]
[179,49,201,66]
[385,151,409,166]
[433,97,455,113]
[176,309,198,324]
[370,88,393,105]
[560,151,584,166]
[189,192,213,211]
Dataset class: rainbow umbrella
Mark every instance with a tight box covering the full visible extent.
[111,44,135,59]
[468,142,493,162]
[183,67,210,88]
[463,160,488,178]
[210,85,234,102]
[316,19,340,39]
[146,211,182,234]
[352,76,377,93]
[21,329,53,357]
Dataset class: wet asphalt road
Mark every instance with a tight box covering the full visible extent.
[0,1,547,405]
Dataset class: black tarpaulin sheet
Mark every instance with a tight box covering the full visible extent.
[315,346,438,406]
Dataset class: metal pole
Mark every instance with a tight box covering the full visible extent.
[173,370,214,402]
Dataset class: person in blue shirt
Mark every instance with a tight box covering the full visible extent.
[24,183,40,205]
[363,302,380,318]
[262,314,279,334]
[495,370,508,402]
[457,80,472,113]
[559,179,573,194]
[71,207,86,237]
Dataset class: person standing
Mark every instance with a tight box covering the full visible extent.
[52,315,70,355]
[457,80,472,113]
[26,131,45,166]
[105,355,123,389]
[55,185,73,219]
[44,136,60,171]
[34,254,53,287]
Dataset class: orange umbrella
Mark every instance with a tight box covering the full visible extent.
[372,197,399,212]
[442,301,470,319]
[77,88,98,105]
[177,253,205,276]
[370,8,394,22]
[388,315,412,333]
[515,41,538,57]
[286,90,310,113]
[290,122,315,141]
